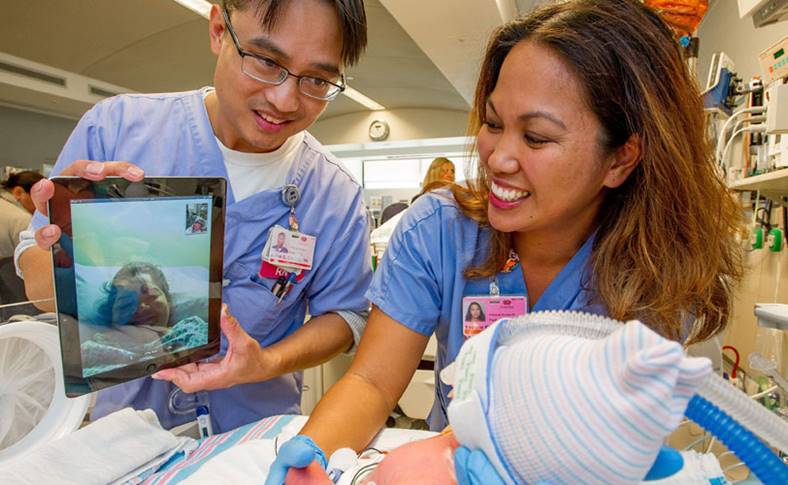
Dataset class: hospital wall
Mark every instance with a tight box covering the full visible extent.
[0,105,469,171]
[310,108,469,145]
[725,208,788,377]
[0,105,76,171]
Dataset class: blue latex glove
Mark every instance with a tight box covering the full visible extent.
[644,446,684,480]
[454,446,507,485]
[265,435,328,485]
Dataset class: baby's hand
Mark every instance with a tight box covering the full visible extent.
[284,461,331,485]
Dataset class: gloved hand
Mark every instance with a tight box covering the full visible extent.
[643,446,683,481]
[454,446,506,485]
[265,435,328,485]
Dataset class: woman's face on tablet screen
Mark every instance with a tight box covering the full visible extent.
[113,273,171,327]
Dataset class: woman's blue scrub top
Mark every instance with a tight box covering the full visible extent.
[367,190,606,430]
[31,88,372,432]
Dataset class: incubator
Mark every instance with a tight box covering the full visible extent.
[0,314,89,461]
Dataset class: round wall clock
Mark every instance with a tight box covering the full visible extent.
[368,119,390,141]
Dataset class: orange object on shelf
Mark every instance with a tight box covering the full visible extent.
[644,0,709,37]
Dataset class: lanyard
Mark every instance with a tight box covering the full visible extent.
[489,249,520,296]
[281,184,300,231]
[270,184,302,303]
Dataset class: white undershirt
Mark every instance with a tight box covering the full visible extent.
[216,131,304,202]
[204,88,303,202]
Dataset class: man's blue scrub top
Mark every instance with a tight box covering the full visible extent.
[31,88,372,433]
[367,190,606,430]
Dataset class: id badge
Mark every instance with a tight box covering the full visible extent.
[262,224,316,271]
[258,260,305,282]
[462,295,527,338]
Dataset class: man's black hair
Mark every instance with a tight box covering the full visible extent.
[222,0,367,66]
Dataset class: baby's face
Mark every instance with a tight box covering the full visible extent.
[283,434,459,485]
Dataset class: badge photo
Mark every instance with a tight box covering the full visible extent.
[263,225,317,271]
[462,295,527,338]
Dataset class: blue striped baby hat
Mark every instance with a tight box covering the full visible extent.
[446,312,712,484]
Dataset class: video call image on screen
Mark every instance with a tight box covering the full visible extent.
[70,196,213,378]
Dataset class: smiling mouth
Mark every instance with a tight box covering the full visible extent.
[490,181,530,202]
[254,110,288,125]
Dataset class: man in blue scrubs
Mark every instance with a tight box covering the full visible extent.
[15,0,371,433]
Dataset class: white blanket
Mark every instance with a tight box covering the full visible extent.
[184,416,435,484]
[0,408,195,485]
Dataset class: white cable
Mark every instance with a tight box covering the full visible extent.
[723,462,747,473]
[719,117,766,178]
[749,385,778,401]
[719,124,767,172]
[704,436,716,454]
[715,106,767,162]
[730,115,766,137]
[0,299,54,310]
[722,116,767,174]
[775,253,782,303]
[716,107,766,151]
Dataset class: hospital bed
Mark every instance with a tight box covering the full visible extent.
[0,408,437,485]
[0,315,440,484]
[0,315,784,483]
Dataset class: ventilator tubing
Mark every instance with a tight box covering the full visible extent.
[690,372,788,485]
[685,394,788,485]
[696,372,788,455]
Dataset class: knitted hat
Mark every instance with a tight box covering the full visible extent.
[446,313,712,485]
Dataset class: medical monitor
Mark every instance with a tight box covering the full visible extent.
[48,177,225,397]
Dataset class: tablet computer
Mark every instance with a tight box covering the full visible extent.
[48,177,226,397]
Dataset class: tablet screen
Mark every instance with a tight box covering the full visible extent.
[72,196,212,377]
[50,178,225,396]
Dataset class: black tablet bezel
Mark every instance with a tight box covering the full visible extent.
[48,176,225,397]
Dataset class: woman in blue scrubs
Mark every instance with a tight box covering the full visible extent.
[266,1,745,481]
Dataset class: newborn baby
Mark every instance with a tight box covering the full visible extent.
[285,314,714,484]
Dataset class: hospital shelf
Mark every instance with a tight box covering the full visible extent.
[729,169,788,199]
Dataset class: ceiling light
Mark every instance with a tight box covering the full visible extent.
[342,86,386,111]
[172,0,212,19]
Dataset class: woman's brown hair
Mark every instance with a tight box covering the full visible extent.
[423,157,454,184]
[454,0,744,343]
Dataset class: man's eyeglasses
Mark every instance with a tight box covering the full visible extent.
[222,8,345,101]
